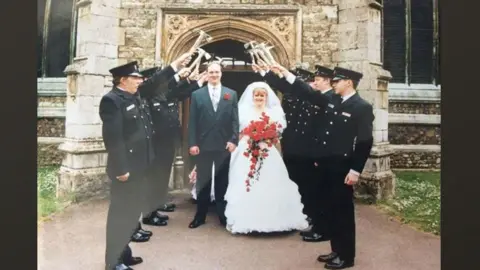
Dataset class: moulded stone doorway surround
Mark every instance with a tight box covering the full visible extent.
[154,4,303,67]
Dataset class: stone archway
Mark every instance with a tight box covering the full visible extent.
[157,7,302,68]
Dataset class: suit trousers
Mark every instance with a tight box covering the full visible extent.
[317,157,356,262]
[105,173,145,269]
[194,150,230,222]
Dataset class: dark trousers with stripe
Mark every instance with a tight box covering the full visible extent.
[315,157,356,262]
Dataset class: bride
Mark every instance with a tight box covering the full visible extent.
[224,81,309,234]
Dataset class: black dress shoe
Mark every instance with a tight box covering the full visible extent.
[219,218,227,226]
[324,257,354,269]
[113,263,133,270]
[299,228,313,237]
[317,252,338,263]
[137,228,152,237]
[189,219,205,229]
[143,215,168,226]
[131,232,150,243]
[124,256,143,266]
[157,203,176,212]
[302,232,330,242]
[154,212,169,220]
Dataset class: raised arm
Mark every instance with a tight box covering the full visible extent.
[99,96,129,178]
[167,71,206,101]
[280,68,330,107]
[139,52,192,98]
[138,65,176,98]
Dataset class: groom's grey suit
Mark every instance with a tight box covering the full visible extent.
[188,83,239,224]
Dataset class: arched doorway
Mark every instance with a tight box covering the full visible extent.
[159,12,300,183]
[196,39,259,96]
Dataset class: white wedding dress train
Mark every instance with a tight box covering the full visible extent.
[224,106,309,234]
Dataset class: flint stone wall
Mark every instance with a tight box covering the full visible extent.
[389,101,440,115]
[38,118,65,137]
[38,138,65,167]
[389,125,440,145]
[390,145,440,170]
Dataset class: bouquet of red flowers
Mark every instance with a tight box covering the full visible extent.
[241,112,282,192]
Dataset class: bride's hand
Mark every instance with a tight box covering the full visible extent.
[240,133,249,140]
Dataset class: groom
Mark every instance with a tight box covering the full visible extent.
[187,62,239,229]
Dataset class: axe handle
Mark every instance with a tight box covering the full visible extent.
[186,52,205,72]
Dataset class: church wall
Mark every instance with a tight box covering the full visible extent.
[36,0,440,171]
[116,0,338,70]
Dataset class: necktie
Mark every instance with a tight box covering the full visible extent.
[212,87,218,111]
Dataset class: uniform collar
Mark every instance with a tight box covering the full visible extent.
[321,88,332,94]
[341,91,356,102]
[114,86,137,99]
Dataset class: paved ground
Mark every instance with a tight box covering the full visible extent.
[38,192,440,270]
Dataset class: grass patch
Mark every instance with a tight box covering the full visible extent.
[37,166,69,221]
[378,170,440,235]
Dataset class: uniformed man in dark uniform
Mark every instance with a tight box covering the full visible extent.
[274,65,374,269]
[127,56,190,239]
[100,61,155,270]
[301,65,337,243]
[132,53,195,228]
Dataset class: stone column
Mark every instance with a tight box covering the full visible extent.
[57,0,123,202]
[335,0,395,201]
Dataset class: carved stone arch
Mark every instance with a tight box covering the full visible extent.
[164,16,294,67]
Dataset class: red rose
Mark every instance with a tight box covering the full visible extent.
[223,93,231,100]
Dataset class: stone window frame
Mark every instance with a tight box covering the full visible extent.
[383,0,441,94]
[37,0,78,78]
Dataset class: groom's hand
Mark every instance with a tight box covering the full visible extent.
[189,146,200,156]
[226,142,237,153]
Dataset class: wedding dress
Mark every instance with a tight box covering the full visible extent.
[224,82,309,234]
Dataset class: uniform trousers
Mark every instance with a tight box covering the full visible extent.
[143,136,176,215]
[314,157,356,262]
[283,155,316,219]
[105,173,146,269]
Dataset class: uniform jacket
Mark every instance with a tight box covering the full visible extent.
[99,87,155,179]
[291,78,374,173]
